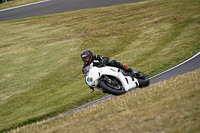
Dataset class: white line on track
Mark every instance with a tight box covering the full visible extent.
[0,0,51,12]
[149,51,200,79]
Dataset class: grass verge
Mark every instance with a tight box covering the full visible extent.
[0,0,200,132]
[8,69,200,133]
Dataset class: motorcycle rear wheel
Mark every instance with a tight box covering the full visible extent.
[136,72,150,87]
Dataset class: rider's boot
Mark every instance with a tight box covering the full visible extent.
[124,67,143,77]
[116,61,140,76]
[124,66,133,72]
[126,67,133,72]
[132,70,143,77]
[123,66,134,76]
[121,64,132,72]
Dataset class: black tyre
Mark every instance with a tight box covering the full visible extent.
[136,72,150,88]
[99,79,126,95]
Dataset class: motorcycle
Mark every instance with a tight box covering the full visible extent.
[84,63,150,95]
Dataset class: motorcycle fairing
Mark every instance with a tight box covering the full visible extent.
[86,65,138,91]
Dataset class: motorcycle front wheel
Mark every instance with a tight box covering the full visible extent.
[99,79,126,95]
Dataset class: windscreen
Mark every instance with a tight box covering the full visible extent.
[83,65,90,75]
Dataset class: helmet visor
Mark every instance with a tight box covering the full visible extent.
[82,56,90,62]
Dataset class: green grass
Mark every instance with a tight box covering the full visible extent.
[8,69,200,133]
[0,0,43,10]
[0,0,200,132]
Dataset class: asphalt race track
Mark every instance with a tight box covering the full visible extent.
[1,0,200,120]
[150,52,200,85]
[0,0,146,21]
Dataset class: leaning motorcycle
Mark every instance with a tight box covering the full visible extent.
[84,63,150,95]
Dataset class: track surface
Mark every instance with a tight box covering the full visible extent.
[150,52,200,85]
[1,0,199,120]
[0,0,146,21]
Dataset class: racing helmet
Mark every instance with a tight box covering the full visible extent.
[81,49,93,65]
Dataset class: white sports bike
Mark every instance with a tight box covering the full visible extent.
[84,63,150,95]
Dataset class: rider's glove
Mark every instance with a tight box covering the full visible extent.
[98,57,109,67]
[98,60,104,67]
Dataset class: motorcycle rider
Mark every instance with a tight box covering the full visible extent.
[81,49,133,75]
[81,49,133,74]
[81,49,135,92]
[81,49,143,92]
